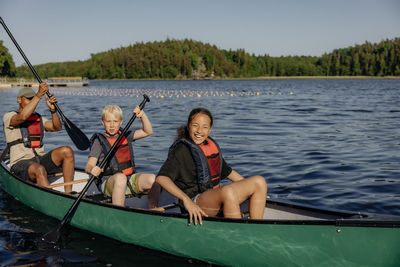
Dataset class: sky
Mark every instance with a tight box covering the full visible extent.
[1,0,399,66]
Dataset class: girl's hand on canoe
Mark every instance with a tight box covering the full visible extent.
[183,198,208,225]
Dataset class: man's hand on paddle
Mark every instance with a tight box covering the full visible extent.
[37,82,49,98]
[46,93,58,111]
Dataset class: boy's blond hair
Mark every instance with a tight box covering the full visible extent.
[102,105,123,121]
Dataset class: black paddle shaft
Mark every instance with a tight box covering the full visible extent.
[0,16,90,150]
[42,94,150,244]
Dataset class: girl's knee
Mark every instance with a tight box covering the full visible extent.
[220,185,238,203]
[252,176,267,192]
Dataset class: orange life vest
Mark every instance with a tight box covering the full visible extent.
[170,137,222,191]
[7,112,44,149]
[199,137,222,189]
[91,131,135,176]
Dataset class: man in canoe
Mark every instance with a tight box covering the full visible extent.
[3,83,75,193]
[85,105,160,207]
[156,107,267,225]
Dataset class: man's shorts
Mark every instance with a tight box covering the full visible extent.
[101,173,145,197]
[10,150,62,181]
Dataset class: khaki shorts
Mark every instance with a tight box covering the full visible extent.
[101,173,144,197]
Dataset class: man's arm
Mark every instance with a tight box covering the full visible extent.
[43,94,62,132]
[9,83,47,126]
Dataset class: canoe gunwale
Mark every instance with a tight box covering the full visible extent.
[1,162,400,228]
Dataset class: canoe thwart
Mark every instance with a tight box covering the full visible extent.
[47,178,89,189]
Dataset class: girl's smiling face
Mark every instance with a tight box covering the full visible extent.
[188,113,212,145]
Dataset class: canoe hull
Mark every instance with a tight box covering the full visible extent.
[1,164,399,266]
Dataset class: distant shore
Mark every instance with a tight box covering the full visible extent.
[84,76,400,82]
[249,76,400,80]
[103,75,400,81]
[1,76,399,87]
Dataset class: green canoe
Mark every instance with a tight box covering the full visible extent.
[0,161,399,266]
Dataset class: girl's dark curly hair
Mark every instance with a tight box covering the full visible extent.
[176,107,214,140]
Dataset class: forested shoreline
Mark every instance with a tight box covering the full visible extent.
[1,38,399,79]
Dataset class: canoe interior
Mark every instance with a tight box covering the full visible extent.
[46,169,358,221]
[2,163,399,224]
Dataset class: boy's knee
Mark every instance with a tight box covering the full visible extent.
[148,174,156,184]
[114,173,128,186]
[141,174,156,190]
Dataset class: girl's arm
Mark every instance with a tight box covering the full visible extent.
[227,169,245,182]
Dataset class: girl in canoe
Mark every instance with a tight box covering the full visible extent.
[156,107,267,224]
[86,105,160,208]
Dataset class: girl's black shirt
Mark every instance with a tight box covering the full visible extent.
[157,142,232,199]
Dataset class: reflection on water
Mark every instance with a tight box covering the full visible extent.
[0,192,209,266]
[0,79,399,265]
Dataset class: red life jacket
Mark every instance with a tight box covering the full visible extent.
[169,137,222,191]
[7,112,44,149]
[90,131,135,176]
[199,138,222,189]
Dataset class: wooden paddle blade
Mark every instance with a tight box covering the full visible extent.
[63,117,90,150]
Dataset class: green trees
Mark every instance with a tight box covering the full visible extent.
[0,40,16,77]
[319,38,400,76]
[8,37,400,79]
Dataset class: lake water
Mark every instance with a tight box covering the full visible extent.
[0,79,399,265]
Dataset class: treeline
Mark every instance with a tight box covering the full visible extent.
[2,38,400,79]
[0,40,17,77]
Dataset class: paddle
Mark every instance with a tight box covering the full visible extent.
[41,94,150,244]
[0,16,90,151]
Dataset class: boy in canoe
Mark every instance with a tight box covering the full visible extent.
[156,107,267,224]
[86,105,160,207]
[2,83,75,193]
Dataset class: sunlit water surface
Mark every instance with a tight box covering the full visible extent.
[0,79,399,265]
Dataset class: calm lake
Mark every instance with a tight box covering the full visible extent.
[0,79,399,265]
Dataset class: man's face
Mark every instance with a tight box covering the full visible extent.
[18,96,34,108]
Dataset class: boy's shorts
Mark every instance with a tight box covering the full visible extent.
[101,173,145,197]
[10,150,62,181]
